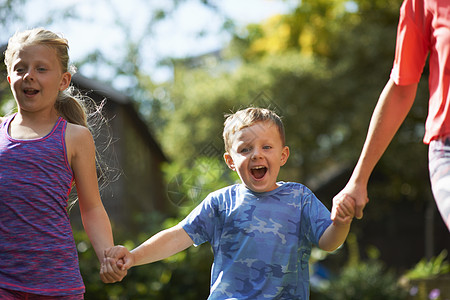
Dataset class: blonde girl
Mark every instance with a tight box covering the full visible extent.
[0,28,124,299]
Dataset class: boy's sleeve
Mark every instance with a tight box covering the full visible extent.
[301,189,333,246]
[179,193,218,246]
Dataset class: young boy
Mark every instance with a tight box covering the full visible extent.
[101,107,354,299]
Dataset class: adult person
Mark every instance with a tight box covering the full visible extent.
[332,0,450,231]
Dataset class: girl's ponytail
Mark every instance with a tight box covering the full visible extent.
[55,86,88,128]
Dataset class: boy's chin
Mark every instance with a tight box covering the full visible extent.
[245,182,278,193]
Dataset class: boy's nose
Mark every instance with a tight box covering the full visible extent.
[251,149,263,160]
[23,70,34,81]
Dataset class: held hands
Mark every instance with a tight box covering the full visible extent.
[100,245,134,283]
[331,193,356,226]
[331,181,370,223]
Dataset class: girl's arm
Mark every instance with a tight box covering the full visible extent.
[66,124,115,261]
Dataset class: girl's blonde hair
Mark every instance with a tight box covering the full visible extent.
[4,28,88,128]
[223,107,286,152]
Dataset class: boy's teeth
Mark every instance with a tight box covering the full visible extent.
[251,166,267,179]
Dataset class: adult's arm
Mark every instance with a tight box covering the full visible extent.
[332,79,418,220]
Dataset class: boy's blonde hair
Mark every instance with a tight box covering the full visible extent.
[4,28,88,128]
[223,107,285,152]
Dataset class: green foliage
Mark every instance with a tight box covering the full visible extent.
[319,259,407,300]
[403,250,450,281]
[164,156,239,214]
[399,251,450,300]
[314,234,407,300]
[0,0,26,40]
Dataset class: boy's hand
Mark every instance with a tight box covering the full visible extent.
[106,245,135,271]
[333,182,369,219]
[331,194,355,226]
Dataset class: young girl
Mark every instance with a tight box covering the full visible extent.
[0,28,125,299]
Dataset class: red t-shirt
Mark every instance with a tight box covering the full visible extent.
[390,0,450,144]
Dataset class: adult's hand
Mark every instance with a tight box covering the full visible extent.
[332,181,369,220]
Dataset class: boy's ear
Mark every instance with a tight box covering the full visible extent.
[280,146,290,166]
[224,152,235,171]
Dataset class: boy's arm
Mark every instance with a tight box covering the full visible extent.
[318,222,351,252]
[131,224,194,266]
[107,224,194,269]
[319,194,354,252]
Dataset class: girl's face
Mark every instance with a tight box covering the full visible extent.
[224,121,289,193]
[7,44,71,116]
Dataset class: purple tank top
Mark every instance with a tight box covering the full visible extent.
[0,115,85,296]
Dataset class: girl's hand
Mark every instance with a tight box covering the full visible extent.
[100,256,127,283]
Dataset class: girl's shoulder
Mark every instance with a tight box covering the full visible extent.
[65,122,94,158]
[65,122,93,142]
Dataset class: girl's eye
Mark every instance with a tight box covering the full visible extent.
[263,145,272,150]
[240,147,250,153]
[37,67,47,72]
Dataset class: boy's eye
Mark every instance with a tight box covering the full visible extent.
[263,145,272,150]
[239,147,250,153]
[37,67,47,72]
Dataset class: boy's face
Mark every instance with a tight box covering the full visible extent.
[224,121,289,193]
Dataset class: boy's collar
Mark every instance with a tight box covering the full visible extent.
[239,181,286,196]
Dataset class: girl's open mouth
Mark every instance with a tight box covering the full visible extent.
[251,166,267,180]
[24,88,39,95]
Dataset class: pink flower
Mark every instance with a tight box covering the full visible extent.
[429,288,440,300]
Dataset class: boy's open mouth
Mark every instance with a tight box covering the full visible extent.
[24,88,39,95]
[251,166,267,180]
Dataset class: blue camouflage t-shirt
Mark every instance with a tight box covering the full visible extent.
[179,182,332,300]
